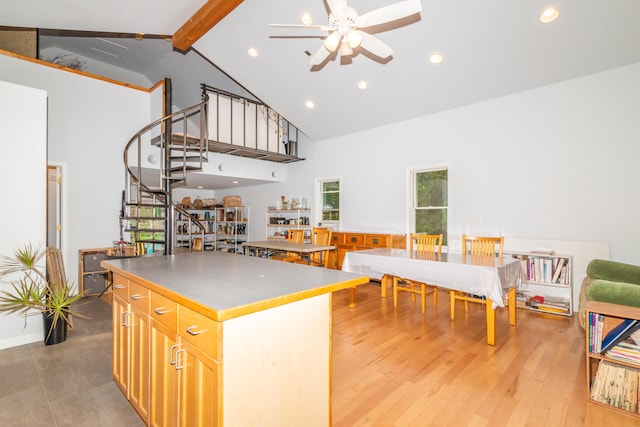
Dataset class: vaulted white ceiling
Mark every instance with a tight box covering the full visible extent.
[3,0,640,142]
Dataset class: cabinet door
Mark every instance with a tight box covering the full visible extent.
[150,319,179,427]
[129,305,150,423]
[177,341,221,427]
[112,294,129,395]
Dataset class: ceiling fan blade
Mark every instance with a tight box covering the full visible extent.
[356,0,422,28]
[358,31,393,58]
[309,44,331,66]
[327,0,349,20]
[269,24,333,31]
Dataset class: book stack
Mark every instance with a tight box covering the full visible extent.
[529,295,570,314]
[607,333,640,365]
[516,256,569,285]
[589,314,640,354]
[590,360,640,413]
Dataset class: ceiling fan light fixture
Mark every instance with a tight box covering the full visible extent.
[340,42,353,56]
[324,32,341,52]
[346,30,362,48]
[539,7,560,24]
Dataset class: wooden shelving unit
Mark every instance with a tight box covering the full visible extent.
[586,300,640,417]
[78,246,135,295]
[506,251,573,316]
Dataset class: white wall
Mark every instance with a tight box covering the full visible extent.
[0,54,153,292]
[0,80,47,348]
[312,62,640,265]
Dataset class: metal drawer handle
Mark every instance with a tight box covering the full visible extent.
[169,344,179,365]
[154,307,170,315]
[186,325,204,336]
[130,294,144,300]
[114,284,126,289]
[175,349,185,370]
[120,311,131,327]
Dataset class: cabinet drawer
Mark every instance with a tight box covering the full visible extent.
[178,305,221,360]
[128,281,149,314]
[365,235,389,247]
[112,274,128,300]
[345,234,365,246]
[150,291,178,332]
[330,233,345,245]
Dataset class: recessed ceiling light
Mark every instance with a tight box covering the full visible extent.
[356,80,368,90]
[232,180,239,184]
[305,100,315,109]
[197,185,203,189]
[247,47,258,57]
[300,12,313,25]
[429,52,444,64]
[539,7,560,24]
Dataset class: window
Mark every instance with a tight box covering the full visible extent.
[412,168,448,244]
[318,179,340,225]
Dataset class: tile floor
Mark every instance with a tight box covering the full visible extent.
[0,296,143,427]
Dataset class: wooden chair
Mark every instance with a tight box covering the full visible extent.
[270,228,305,262]
[294,227,332,267]
[392,233,443,314]
[450,234,504,319]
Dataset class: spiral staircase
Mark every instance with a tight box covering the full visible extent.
[122,84,303,255]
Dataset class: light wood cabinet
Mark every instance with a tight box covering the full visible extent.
[149,318,178,427]
[111,273,151,424]
[328,231,406,269]
[177,340,221,427]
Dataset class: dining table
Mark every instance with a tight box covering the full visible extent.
[342,248,522,345]
[242,239,335,267]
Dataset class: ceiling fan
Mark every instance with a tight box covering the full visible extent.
[269,0,422,67]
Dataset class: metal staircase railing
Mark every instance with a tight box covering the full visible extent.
[123,96,209,254]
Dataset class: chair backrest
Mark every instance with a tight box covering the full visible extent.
[312,227,332,246]
[46,247,67,291]
[311,227,333,267]
[288,229,305,243]
[410,233,443,254]
[462,234,504,257]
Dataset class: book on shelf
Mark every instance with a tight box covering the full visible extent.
[590,360,640,413]
[601,319,640,354]
[551,258,565,283]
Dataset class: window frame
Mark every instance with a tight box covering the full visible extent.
[409,166,449,246]
[316,177,341,229]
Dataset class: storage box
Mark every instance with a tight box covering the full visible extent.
[83,252,107,272]
[84,273,106,294]
[223,195,242,207]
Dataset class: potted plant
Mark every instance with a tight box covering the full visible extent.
[0,243,86,345]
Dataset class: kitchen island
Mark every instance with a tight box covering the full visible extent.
[102,251,368,427]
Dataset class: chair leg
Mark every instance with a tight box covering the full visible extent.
[420,284,426,314]
[449,290,456,320]
[393,276,399,308]
[433,287,438,306]
[464,300,469,312]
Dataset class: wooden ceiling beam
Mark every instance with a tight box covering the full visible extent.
[172,0,244,52]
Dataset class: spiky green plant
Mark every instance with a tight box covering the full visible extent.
[0,243,87,340]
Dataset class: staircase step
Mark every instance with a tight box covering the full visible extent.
[167,166,202,174]
[135,239,166,244]
[126,203,167,208]
[169,156,207,162]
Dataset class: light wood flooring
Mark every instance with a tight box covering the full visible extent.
[1,282,639,426]
[331,283,640,427]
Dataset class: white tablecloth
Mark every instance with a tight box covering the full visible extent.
[342,248,521,309]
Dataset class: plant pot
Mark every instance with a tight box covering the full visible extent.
[42,312,68,345]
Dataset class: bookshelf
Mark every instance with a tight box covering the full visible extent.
[507,251,573,316]
[586,301,640,417]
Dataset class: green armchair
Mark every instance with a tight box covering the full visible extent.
[579,259,640,328]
